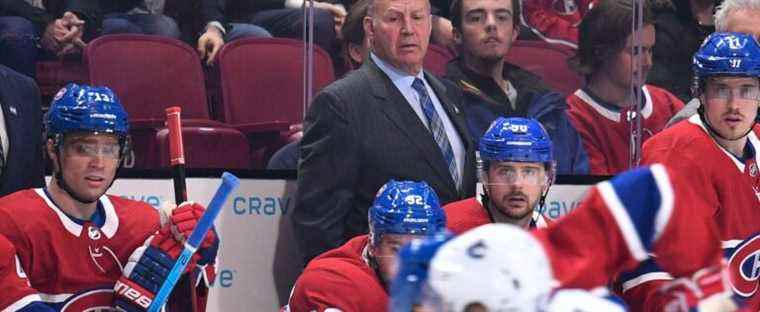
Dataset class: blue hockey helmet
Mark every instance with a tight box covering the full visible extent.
[479,117,554,165]
[693,32,760,80]
[368,180,447,246]
[46,83,130,141]
[389,231,453,312]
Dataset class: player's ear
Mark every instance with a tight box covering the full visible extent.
[46,139,59,172]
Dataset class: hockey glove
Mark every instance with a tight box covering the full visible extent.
[113,202,218,312]
[658,263,738,312]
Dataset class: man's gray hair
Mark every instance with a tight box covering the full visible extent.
[715,0,760,31]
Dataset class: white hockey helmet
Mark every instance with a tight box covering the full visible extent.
[423,223,555,312]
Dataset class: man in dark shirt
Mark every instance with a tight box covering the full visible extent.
[444,0,588,174]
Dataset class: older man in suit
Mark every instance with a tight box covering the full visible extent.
[294,0,476,261]
[0,65,44,197]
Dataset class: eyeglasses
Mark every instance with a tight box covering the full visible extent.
[705,85,760,102]
[488,166,546,185]
[66,141,121,159]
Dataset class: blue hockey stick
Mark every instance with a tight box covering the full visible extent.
[147,172,240,312]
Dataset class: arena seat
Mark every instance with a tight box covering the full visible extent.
[216,37,335,168]
[504,40,584,95]
[85,34,223,127]
[85,34,249,169]
[154,126,251,169]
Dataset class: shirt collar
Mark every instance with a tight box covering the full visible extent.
[371,52,424,83]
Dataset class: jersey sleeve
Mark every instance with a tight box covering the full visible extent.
[534,164,723,291]
[0,235,52,312]
[616,259,673,312]
[286,265,366,312]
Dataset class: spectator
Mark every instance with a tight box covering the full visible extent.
[521,0,597,49]
[65,0,182,43]
[621,31,760,311]
[667,0,760,127]
[647,0,717,103]
[198,0,346,65]
[0,4,84,77]
[566,0,684,175]
[445,0,589,174]
[340,0,371,71]
[293,0,476,262]
[0,64,44,197]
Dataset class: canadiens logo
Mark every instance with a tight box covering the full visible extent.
[727,234,760,298]
[88,226,101,240]
[59,288,115,311]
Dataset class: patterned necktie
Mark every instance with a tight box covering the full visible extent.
[411,78,460,189]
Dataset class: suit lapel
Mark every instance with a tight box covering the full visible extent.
[363,61,456,188]
[0,77,14,163]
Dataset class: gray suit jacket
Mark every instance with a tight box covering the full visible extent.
[294,59,476,261]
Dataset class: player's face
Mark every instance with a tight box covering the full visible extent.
[372,234,418,284]
[456,0,518,63]
[486,161,547,221]
[602,24,655,91]
[364,0,432,74]
[701,76,760,140]
[56,133,121,202]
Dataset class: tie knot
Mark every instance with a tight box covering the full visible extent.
[412,78,426,94]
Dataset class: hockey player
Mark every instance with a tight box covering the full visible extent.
[620,32,760,311]
[0,83,217,311]
[391,164,737,312]
[444,117,554,234]
[566,0,684,175]
[284,180,447,312]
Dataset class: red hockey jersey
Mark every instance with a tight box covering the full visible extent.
[521,0,596,48]
[566,85,684,175]
[532,164,724,290]
[0,234,40,311]
[619,115,760,310]
[444,197,551,235]
[0,189,160,311]
[285,235,389,312]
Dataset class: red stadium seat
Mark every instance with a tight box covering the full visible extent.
[85,34,248,169]
[84,34,223,127]
[216,37,335,167]
[424,44,455,76]
[504,40,584,95]
[155,126,251,169]
[36,60,89,105]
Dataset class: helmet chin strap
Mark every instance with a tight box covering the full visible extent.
[54,156,99,204]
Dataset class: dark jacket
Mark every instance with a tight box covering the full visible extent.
[0,0,58,30]
[294,58,476,262]
[444,58,589,174]
[647,0,718,102]
[66,0,145,38]
[200,0,350,26]
[201,0,286,26]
